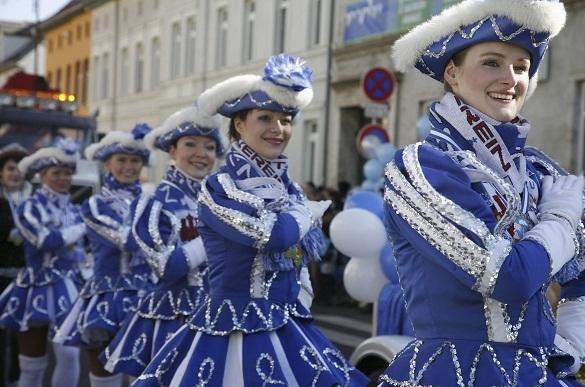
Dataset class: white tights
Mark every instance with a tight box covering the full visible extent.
[17,354,48,387]
[51,342,80,387]
[89,372,123,387]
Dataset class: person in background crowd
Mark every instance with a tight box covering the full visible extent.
[0,144,31,386]
[101,106,222,380]
[381,0,585,385]
[53,124,153,387]
[133,53,369,387]
[0,139,85,387]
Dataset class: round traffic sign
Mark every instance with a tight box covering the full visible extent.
[361,67,395,102]
[356,124,390,159]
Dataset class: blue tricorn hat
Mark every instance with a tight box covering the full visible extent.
[391,0,566,82]
[85,123,151,164]
[18,137,79,176]
[198,54,314,118]
[145,106,225,156]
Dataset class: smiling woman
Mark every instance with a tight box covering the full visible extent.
[132,54,369,387]
[379,0,585,386]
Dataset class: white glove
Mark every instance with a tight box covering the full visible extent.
[285,203,313,239]
[182,237,207,269]
[539,175,584,229]
[298,266,314,309]
[306,200,332,222]
[522,175,584,275]
[61,223,87,245]
[556,299,585,373]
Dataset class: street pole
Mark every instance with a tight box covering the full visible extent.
[33,0,39,74]
[323,0,335,186]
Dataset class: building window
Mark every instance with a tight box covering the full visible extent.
[242,1,255,63]
[122,6,128,22]
[274,0,289,53]
[101,52,109,99]
[76,24,82,40]
[85,21,90,37]
[170,22,182,79]
[58,34,63,49]
[94,18,99,33]
[575,81,585,173]
[48,39,53,53]
[153,0,159,10]
[309,0,322,47]
[68,30,73,45]
[138,0,143,16]
[104,13,109,29]
[150,37,161,88]
[120,48,129,96]
[303,120,319,183]
[216,7,228,68]
[185,17,196,75]
[92,56,99,100]
[65,64,71,93]
[75,60,82,99]
[47,71,52,87]
[82,59,89,103]
[56,68,62,90]
[134,43,144,93]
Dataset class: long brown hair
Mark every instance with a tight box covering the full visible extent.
[228,110,252,142]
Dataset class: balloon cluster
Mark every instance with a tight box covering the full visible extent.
[329,191,398,303]
[360,141,396,192]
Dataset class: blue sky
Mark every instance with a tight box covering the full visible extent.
[0,0,71,23]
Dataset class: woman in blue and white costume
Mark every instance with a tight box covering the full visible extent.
[0,138,85,387]
[134,54,369,387]
[380,1,585,386]
[53,123,153,387]
[101,106,222,378]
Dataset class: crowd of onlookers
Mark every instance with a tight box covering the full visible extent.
[302,180,358,307]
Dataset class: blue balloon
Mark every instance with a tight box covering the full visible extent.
[416,115,432,140]
[363,159,384,181]
[375,143,397,165]
[344,190,384,220]
[379,243,399,283]
[360,180,377,192]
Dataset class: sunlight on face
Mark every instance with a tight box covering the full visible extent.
[444,42,531,122]
[234,109,293,160]
[169,135,218,180]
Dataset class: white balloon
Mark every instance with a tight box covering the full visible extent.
[360,135,382,159]
[343,257,389,303]
[330,208,387,258]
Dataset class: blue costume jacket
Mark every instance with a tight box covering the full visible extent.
[102,165,207,377]
[134,141,368,387]
[0,186,84,334]
[380,95,585,386]
[54,174,151,346]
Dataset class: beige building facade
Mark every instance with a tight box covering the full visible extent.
[330,0,585,187]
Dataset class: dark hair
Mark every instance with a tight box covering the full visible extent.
[228,110,252,142]
[443,48,469,93]
[0,155,24,173]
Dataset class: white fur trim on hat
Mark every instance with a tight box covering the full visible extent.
[84,131,146,161]
[145,106,224,151]
[197,74,314,116]
[391,0,566,74]
[18,147,77,175]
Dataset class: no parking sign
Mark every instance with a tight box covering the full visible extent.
[361,67,395,103]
